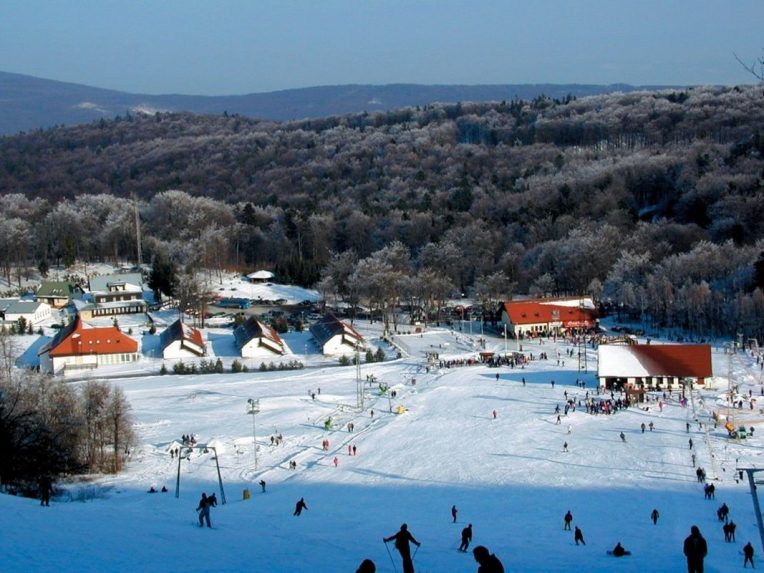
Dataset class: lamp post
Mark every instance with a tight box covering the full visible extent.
[247,398,260,469]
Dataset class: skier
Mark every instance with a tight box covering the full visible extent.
[39,475,53,507]
[384,523,421,573]
[452,504,458,523]
[641,423,646,433]
[683,525,707,573]
[744,541,755,568]
[196,492,212,528]
[353,444,357,456]
[333,456,339,467]
[728,520,737,542]
[651,508,659,525]
[564,510,573,530]
[563,441,568,452]
[649,421,654,431]
[293,497,308,516]
[574,526,586,545]
[259,479,266,493]
[689,438,693,449]
[620,432,626,442]
[460,523,473,552]
[472,545,504,573]
[495,373,499,381]
[356,559,376,573]
[718,503,729,522]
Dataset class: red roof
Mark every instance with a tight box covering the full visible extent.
[503,301,596,327]
[632,344,712,378]
[48,316,138,357]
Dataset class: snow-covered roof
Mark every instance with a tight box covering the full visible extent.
[246,270,274,280]
[598,343,712,379]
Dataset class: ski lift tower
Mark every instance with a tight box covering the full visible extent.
[741,468,764,554]
[577,299,588,374]
[355,344,364,410]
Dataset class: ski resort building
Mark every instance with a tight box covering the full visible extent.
[36,281,85,308]
[77,277,148,320]
[499,298,597,337]
[234,316,291,358]
[597,343,713,392]
[160,319,206,359]
[38,315,140,374]
[310,313,367,356]
[0,299,52,327]
[246,270,275,283]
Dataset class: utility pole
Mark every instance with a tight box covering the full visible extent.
[247,399,260,469]
[133,195,142,266]
[356,345,364,410]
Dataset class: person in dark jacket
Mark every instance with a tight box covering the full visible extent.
[743,541,754,568]
[356,558,376,573]
[294,497,308,516]
[196,492,212,528]
[460,523,473,552]
[611,542,630,556]
[574,526,586,545]
[472,545,504,573]
[651,508,659,525]
[563,510,573,530]
[384,523,420,573]
[683,525,708,573]
[39,475,53,506]
[451,504,458,523]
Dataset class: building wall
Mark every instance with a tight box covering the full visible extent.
[163,340,205,359]
[241,338,284,359]
[43,352,139,374]
[321,334,357,356]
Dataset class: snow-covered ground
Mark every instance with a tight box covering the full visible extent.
[2,326,764,573]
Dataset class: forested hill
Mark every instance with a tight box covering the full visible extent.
[0,84,763,338]
[0,70,664,135]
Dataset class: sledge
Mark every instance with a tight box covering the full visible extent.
[606,550,631,556]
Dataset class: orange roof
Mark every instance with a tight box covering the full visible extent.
[632,344,712,378]
[503,301,596,326]
[48,316,138,357]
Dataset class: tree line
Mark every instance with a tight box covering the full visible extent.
[0,334,134,493]
[0,85,763,338]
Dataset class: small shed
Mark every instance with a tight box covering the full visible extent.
[246,270,275,283]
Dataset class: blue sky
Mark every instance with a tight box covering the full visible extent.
[1,0,762,95]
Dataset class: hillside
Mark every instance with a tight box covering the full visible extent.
[0,71,664,135]
[1,325,762,572]
[0,85,763,339]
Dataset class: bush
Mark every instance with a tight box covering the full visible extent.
[231,359,242,373]
[338,355,350,366]
[375,347,386,362]
[160,364,167,375]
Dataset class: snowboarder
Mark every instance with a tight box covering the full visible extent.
[564,510,573,530]
[356,559,376,573]
[651,508,659,525]
[39,475,53,507]
[259,479,266,493]
[196,492,212,528]
[294,497,308,516]
[620,432,626,442]
[574,526,586,545]
[744,541,755,568]
[472,545,504,573]
[452,504,458,523]
[460,523,473,552]
[683,525,707,573]
[384,523,421,573]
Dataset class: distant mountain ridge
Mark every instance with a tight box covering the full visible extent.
[0,70,675,135]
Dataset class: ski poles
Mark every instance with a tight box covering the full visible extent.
[383,540,398,573]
